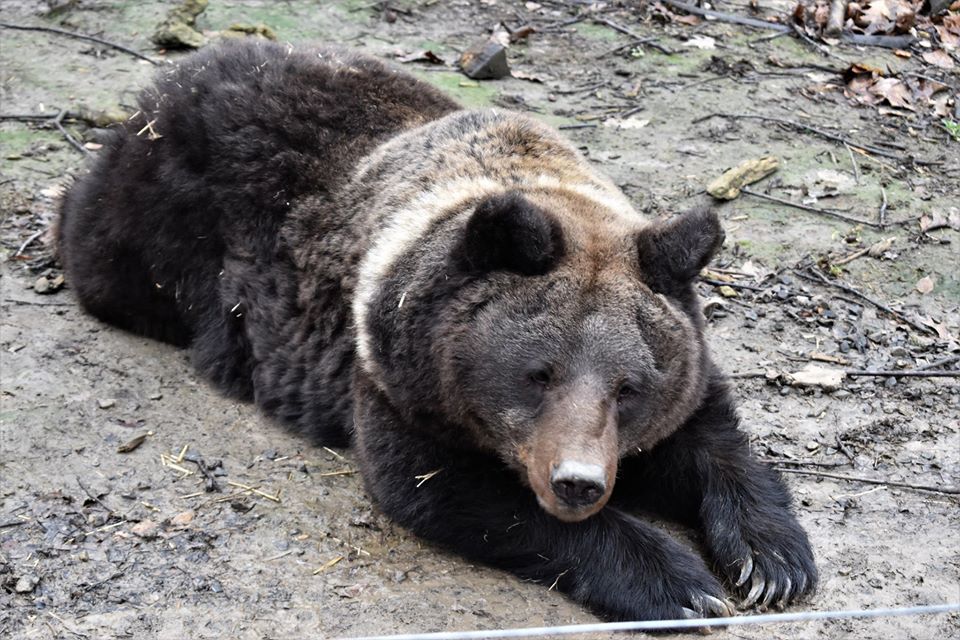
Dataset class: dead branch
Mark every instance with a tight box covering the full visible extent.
[52,109,90,156]
[775,467,960,495]
[841,32,915,49]
[740,187,880,228]
[794,268,938,336]
[660,0,791,33]
[696,113,936,166]
[879,186,888,229]
[0,22,158,66]
[844,369,959,378]
[700,277,766,292]
[592,17,673,55]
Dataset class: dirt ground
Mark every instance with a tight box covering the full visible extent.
[1,1,958,639]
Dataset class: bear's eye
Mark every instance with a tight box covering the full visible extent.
[617,384,637,405]
[528,368,552,387]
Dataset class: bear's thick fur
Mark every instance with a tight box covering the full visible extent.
[59,40,817,622]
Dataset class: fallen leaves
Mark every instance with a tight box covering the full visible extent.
[843,64,951,114]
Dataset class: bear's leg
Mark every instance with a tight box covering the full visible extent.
[353,374,735,622]
[616,372,818,610]
[64,243,192,347]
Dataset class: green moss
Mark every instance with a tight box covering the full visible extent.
[414,71,497,108]
[572,22,621,42]
[0,128,61,156]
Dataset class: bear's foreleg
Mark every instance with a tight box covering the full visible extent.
[353,374,736,622]
[617,372,818,610]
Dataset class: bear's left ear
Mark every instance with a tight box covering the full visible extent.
[636,207,724,295]
[456,191,565,276]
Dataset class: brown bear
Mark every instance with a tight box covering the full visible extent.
[58,39,817,622]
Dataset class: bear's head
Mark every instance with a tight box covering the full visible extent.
[356,189,724,523]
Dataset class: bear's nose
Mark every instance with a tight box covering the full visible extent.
[550,460,606,509]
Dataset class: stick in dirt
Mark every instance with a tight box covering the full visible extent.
[0,22,159,66]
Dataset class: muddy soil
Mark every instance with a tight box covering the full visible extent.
[1,1,958,639]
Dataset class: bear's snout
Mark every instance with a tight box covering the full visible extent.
[550,461,606,509]
[519,378,619,522]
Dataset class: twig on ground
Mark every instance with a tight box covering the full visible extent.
[77,478,114,514]
[0,112,60,122]
[794,268,938,336]
[554,81,607,95]
[843,143,860,185]
[592,17,673,55]
[834,434,856,462]
[879,186,888,228]
[740,187,879,228]
[841,32,915,49]
[763,458,852,468]
[596,37,665,58]
[915,355,960,371]
[831,246,870,267]
[775,468,960,495]
[0,22,158,65]
[53,109,90,156]
[660,1,915,50]
[844,369,960,378]
[659,0,791,33]
[15,228,47,257]
[700,277,766,292]
[696,113,936,166]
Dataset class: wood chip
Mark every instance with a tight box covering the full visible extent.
[707,156,780,200]
[117,433,148,453]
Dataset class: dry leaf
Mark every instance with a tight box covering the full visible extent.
[803,169,857,199]
[718,285,739,298]
[922,49,956,69]
[397,50,445,65]
[915,275,935,294]
[683,35,716,50]
[870,77,915,110]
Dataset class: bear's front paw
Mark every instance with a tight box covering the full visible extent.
[627,554,736,622]
[710,516,818,610]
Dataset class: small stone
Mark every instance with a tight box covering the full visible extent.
[459,38,510,79]
[98,398,117,409]
[33,276,51,294]
[131,519,159,539]
[170,510,195,527]
[805,440,820,451]
[15,574,39,593]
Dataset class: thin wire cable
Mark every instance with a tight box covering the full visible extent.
[340,603,960,640]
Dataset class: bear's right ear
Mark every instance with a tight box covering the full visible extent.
[456,191,565,276]
[636,207,724,295]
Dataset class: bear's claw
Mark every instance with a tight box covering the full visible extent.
[735,555,753,587]
[742,572,766,607]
